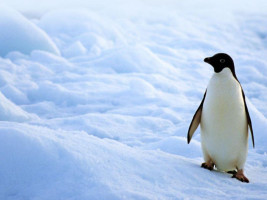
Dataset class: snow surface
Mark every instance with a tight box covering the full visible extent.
[0,6,60,57]
[0,1,267,199]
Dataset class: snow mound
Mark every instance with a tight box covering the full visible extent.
[146,136,202,157]
[0,6,60,57]
[63,41,87,58]
[85,46,177,74]
[1,84,29,105]
[1,122,266,200]
[38,9,123,56]
[0,122,193,199]
[0,92,35,122]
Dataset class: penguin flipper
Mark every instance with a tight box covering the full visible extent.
[241,89,255,148]
[187,91,206,144]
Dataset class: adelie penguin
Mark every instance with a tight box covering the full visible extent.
[187,53,255,183]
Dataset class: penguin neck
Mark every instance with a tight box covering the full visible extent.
[213,68,234,79]
[208,68,240,96]
[209,68,240,89]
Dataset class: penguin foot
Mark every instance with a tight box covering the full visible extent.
[227,170,237,175]
[231,169,249,183]
[201,162,214,171]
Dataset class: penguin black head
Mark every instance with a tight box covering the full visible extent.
[204,53,236,77]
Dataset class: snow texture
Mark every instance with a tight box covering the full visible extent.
[0,1,267,199]
[0,6,60,57]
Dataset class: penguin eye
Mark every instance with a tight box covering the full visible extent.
[220,59,225,63]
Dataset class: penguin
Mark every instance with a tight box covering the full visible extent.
[187,53,255,183]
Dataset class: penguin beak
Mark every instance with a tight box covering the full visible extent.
[204,57,211,63]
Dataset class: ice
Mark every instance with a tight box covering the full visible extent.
[0,0,267,199]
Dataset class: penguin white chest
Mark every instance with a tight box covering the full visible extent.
[200,68,248,171]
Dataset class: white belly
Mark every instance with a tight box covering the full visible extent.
[200,68,248,171]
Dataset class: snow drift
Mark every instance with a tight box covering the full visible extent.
[0,6,60,56]
[0,92,35,122]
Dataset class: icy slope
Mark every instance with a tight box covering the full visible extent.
[0,1,267,199]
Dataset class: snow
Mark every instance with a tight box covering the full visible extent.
[0,6,60,57]
[0,1,267,199]
[0,92,36,122]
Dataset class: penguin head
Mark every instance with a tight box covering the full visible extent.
[204,53,236,75]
